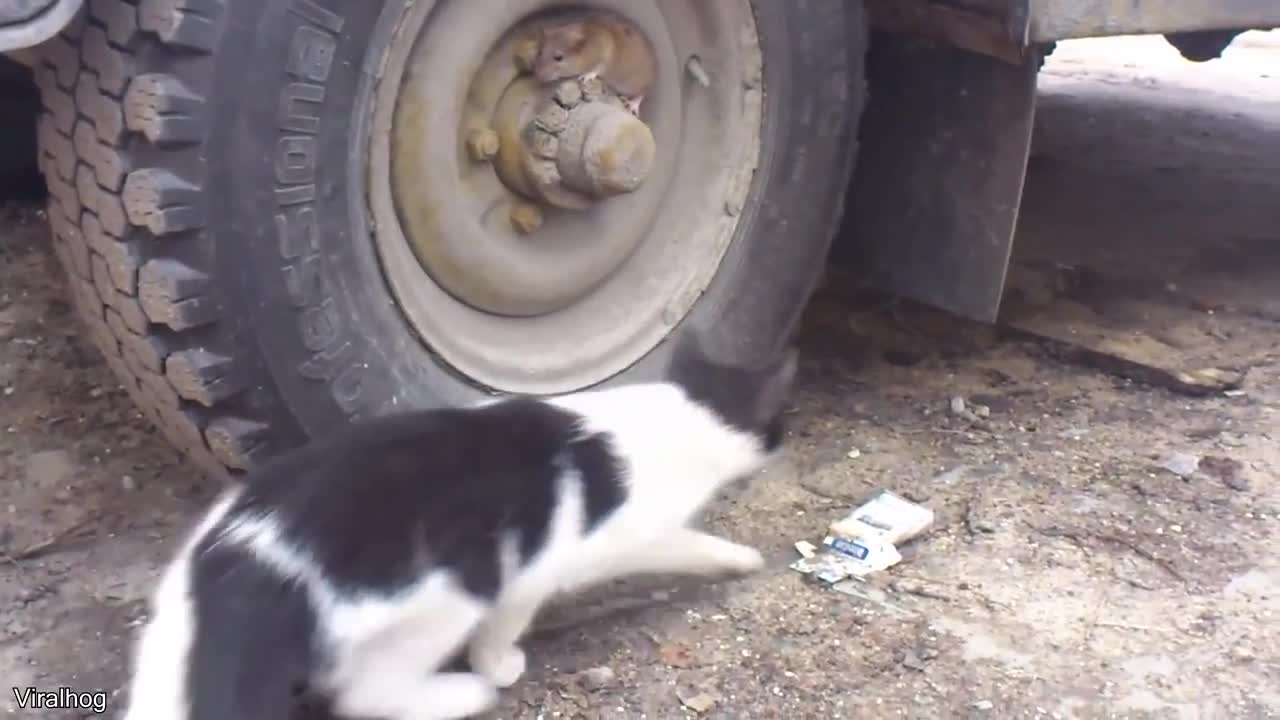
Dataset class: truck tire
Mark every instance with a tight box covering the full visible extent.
[34,0,866,478]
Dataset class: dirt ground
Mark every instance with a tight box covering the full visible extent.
[2,33,1278,720]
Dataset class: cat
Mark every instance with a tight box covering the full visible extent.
[121,331,798,720]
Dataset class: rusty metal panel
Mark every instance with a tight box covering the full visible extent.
[1029,0,1280,42]
[832,32,1039,323]
[947,0,1016,14]
[866,0,1032,63]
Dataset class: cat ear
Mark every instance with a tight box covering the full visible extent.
[751,347,798,428]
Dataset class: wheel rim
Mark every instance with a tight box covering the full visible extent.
[367,0,762,394]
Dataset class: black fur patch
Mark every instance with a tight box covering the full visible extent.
[568,431,627,535]
[225,398,629,599]
[761,412,786,453]
[667,350,785,445]
[187,541,318,720]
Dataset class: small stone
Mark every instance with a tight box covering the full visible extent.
[121,475,136,491]
[1218,432,1247,448]
[25,449,76,489]
[973,700,995,711]
[659,641,695,668]
[794,540,818,559]
[949,396,966,415]
[1157,452,1200,478]
[973,403,991,418]
[579,665,616,691]
[3,386,13,396]
[1222,474,1250,492]
[676,686,721,714]
[900,650,928,672]
[1199,455,1249,491]
[847,447,862,459]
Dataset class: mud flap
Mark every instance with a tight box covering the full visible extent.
[833,32,1040,323]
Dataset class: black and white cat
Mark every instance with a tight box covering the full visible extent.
[122,332,797,720]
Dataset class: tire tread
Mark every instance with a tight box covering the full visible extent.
[35,0,265,477]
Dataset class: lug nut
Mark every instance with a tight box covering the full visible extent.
[465,128,500,162]
[534,103,570,134]
[530,129,558,159]
[510,202,544,234]
[556,102,656,197]
[554,80,583,108]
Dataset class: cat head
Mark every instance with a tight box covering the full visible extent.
[666,329,799,456]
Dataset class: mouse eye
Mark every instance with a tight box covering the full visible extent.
[553,51,564,61]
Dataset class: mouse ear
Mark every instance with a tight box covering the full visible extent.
[554,22,586,45]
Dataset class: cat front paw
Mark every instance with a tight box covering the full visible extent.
[470,644,527,689]
[722,544,765,574]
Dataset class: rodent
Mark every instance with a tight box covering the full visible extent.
[532,13,657,114]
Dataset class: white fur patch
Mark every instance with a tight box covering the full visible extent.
[551,382,768,522]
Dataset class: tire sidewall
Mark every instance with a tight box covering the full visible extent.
[215,0,864,438]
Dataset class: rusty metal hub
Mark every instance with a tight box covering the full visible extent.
[366,0,762,394]
[490,75,657,212]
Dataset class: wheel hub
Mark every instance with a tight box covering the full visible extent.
[388,13,661,319]
[489,75,657,212]
[367,0,762,393]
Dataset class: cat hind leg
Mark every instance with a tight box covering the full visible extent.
[332,670,498,720]
[329,581,495,720]
[470,644,527,689]
[468,594,542,688]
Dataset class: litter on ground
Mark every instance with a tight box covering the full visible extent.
[789,490,935,585]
